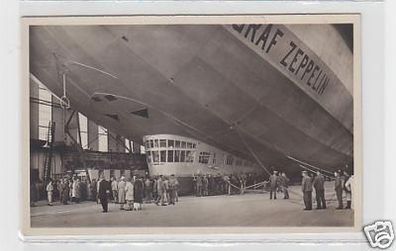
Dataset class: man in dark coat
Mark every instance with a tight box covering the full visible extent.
[196,175,202,197]
[144,177,153,202]
[301,171,313,210]
[91,179,97,202]
[192,176,197,196]
[312,171,326,209]
[202,175,209,196]
[334,171,343,209]
[133,176,144,210]
[168,174,179,205]
[269,170,279,200]
[155,175,166,206]
[208,175,215,196]
[98,176,111,213]
[60,178,70,205]
[152,177,158,201]
[133,176,144,205]
[280,172,290,199]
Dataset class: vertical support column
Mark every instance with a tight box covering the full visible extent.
[30,78,39,140]
[87,120,99,151]
[64,111,79,146]
[51,97,65,144]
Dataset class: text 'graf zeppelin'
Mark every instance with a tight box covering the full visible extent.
[232,24,331,96]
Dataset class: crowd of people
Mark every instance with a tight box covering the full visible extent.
[268,171,290,200]
[31,176,100,207]
[31,174,184,212]
[300,169,354,210]
[96,174,182,212]
[33,168,354,213]
[265,168,354,211]
[33,172,268,210]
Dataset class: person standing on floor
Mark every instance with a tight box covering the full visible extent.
[301,171,313,210]
[208,174,215,196]
[133,176,144,210]
[192,175,197,196]
[344,174,353,209]
[280,172,290,199]
[87,180,92,201]
[60,178,70,205]
[72,177,81,203]
[46,179,54,206]
[164,176,170,204]
[155,175,166,206]
[174,175,180,202]
[196,175,202,197]
[152,176,158,202]
[56,179,62,202]
[334,171,344,209]
[223,175,231,195]
[57,179,64,204]
[111,177,119,203]
[91,178,97,203]
[98,175,111,213]
[269,170,279,200]
[202,175,209,196]
[312,171,326,209]
[240,173,247,194]
[117,176,126,210]
[71,177,77,202]
[168,174,178,205]
[144,176,153,203]
[124,177,134,211]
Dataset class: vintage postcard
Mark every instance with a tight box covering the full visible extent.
[21,14,362,236]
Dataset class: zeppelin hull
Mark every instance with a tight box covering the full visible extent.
[29,24,353,176]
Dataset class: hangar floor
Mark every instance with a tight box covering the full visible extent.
[30,182,354,228]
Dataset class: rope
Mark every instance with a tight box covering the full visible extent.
[226,180,269,191]
[298,164,335,180]
[227,181,241,190]
[245,181,268,189]
[287,155,334,176]
[235,129,271,175]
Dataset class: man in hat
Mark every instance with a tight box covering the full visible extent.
[280,172,290,199]
[168,174,179,205]
[344,174,354,209]
[196,175,202,197]
[46,179,54,206]
[269,170,279,200]
[313,171,326,209]
[98,175,111,213]
[334,171,343,209]
[118,176,126,210]
[155,175,167,206]
[111,177,119,203]
[301,171,313,210]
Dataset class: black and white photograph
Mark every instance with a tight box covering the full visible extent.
[23,15,361,234]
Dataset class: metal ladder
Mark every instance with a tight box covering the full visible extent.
[43,121,56,185]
